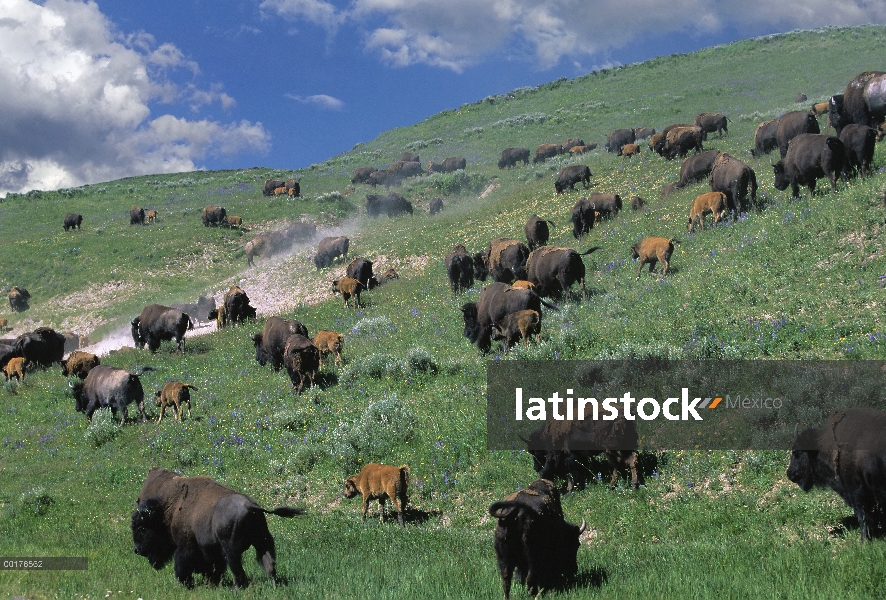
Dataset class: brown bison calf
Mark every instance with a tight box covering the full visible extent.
[510,280,536,290]
[224,215,243,228]
[332,277,364,308]
[145,209,158,223]
[631,237,679,278]
[61,350,100,380]
[312,330,344,369]
[344,463,409,526]
[155,382,198,424]
[619,143,641,157]
[0,317,8,332]
[273,186,287,196]
[688,191,728,232]
[491,309,541,351]
[4,357,27,381]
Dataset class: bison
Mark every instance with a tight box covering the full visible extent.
[145,209,158,223]
[312,330,344,369]
[554,165,592,194]
[709,153,758,214]
[631,237,678,278]
[688,191,728,233]
[132,467,302,588]
[606,128,635,154]
[445,244,475,294]
[788,408,886,540]
[482,238,530,284]
[533,143,563,163]
[201,205,227,227]
[131,304,192,353]
[662,126,704,159]
[526,246,601,299]
[218,286,256,327]
[752,118,779,156]
[428,198,444,215]
[8,286,31,312]
[524,214,555,250]
[282,334,320,394]
[839,124,877,178]
[284,178,300,197]
[400,152,420,163]
[828,71,886,135]
[461,282,550,353]
[619,143,640,157]
[332,277,364,308]
[776,110,820,159]
[694,112,728,138]
[71,365,146,424]
[313,236,350,269]
[427,157,466,174]
[13,327,65,368]
[498,147,530,169]
[489,479,584,599]
[130,206,146,225]
[351,167,377,185]
[772,134,845,198]
[252,316,309,371]
[63,213,83,231]
[344,463,409,526]
[61,350,100,380]
[223,215,243,228]
[244,231,290,267]
[491,309,541,350]
[672,150,722,190]
[4,357,27,381]
[346,257,376,289]
[365,193,413,218]
[263,179,285,196]
[155,382,197,424]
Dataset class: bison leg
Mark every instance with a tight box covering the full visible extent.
[251,522,278,582]
[136,399,147,423]
[658,251,670,276]
[361,496,370,521]
[173,548,197,588]
[378,498,387,523]
[157,403,166,424]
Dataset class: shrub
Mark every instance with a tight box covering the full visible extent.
[329,393,416,473]
[83,408,121,448]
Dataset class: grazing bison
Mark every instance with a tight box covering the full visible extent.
[554,165,592,194]
[252,316,309,371]
[483,238,530,284]
[561,138,585,152]
[491,309,541,350]
[282,334,319,394]
[828,71,886,135]
[839,124,877,178]
[8,286,30,312]
[662,126,705,159]
[606,128,635,154]
[694,112,728,138]
[498,147,530,169]
[201,205,227,227]
[312,330,344,369]
[365,193,413,218]
[155,382,197,424]
[788,408,886,540]
[526,246,601,299]
[344,463,409,526]
[13,327,65,368]
[649,123,693,156]
[445,244,475,294]
[631,237,678,278]
[489,479,584,600]
[61,350,100,380]
[130,206,146,225]
[263,179,285,196]
[773,134,845,198]
[524,214,555,250]
[709,153,758,213]
[388,160,423,180]
[63,213,83,231]
[71,365,146,424]
[752,118,779,156]
[427,157,466,174]
[673,150,722,190]
[313,236,350,269]
[131,304,192,353]
[533,143,563,163]
[132,468,302,588]
[688,191,728,232]
[223,215,242,228]
[630,196,645,211]
[428,197,444,215]
[461,282,550,353]
[346,257,376,289]
[776,110,820,159]
[351,167,377,185]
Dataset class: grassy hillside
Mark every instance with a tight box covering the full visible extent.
[2,26,886,599]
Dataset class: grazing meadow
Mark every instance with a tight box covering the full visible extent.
[2,25,886,598]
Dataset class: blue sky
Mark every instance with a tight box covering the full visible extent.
[1,0,884,195]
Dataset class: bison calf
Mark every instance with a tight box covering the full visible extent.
[155,382,198,424]
[688,191,728,233]
[344,463,409,526]
[224,215,243,228]
[332,277,364,308]
[491,310,541,351]
[3,357,27,381]
[631,237,678,278]
[312,330,344,369]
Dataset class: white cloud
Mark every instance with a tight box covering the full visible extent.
[0,0,269,195]
[286,94,345,110]
[261,0,886,71]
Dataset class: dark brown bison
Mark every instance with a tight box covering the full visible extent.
[694,112,728,138]
[130,206,146,225]
[252,316,309,371]
[243,229,294,267]
[282,334,320,394]
[526,245,602,298]
[428,198,444,215]
[218,286,257,327]
[63,213,83,231]
[13,327,65,367]
[709,153,758,213]
[773,134,845,198]
[649,123,693,156]
[8,286,30,312]
[461,282,551,353]
[400,152,420,163]
[533,143,563,163]
[346,257,376,289]
[672,150,722,190]
[491,309,541,350]
[445,244,475,294]
[201,205,227,227]
[489,479,584,599]
[524,214,555,250]
[839,124,877,178]
[284,178,300,197]
[483,238,530,284]
[61,350,100,380]
[788,408,886,540]
[606,128,635,153]
[776,110,820,159]
[662,126,704,159]
[131,304,192,353]
[554,165,592,194]
[752,118,779,156]
[498,147,530,169]
[132,467,302,588]
[313,236,350,269]
[263,179,285,196]
[351,167,377,184]
[427,157,466,174]
[571,198,596,239]
[828,71,886,135]
[71,365,146,424]
[365,193,413,218]
[632,127,656,140]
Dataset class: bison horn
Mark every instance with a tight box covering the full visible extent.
[794,423,799,438]
[517,434,531,445]
[579,519,587,534]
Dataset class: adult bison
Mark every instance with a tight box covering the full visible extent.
[283,334,320,394]
[427,157,466,174]
[524,214,555,250]
[709,153,758,213]
[751,119,779,156]
[8,286,30,312]
[554,165,592,194]
[130,207,146,225]
[131,304,192,353]
[828,71,886,135]
[533,143,563,163]
[263,179,285,196]
[776,110,820,159]
[773,134,845,199]
[132,467,302,588]
[673,150,722,190]
[571,198,596,239]
[498,147,530,169]
[71,365,146,424]
[483,238,530,284]
[461,282,549,353]
[365,193,413,218]
[346,257,377,289]
[694,112,728,138]
[218,286,257,327]
[284,178,300,198]
[606,128,635,154]
[788,408,886,540]
[313,236,350,269]
[252,316,309,371]
[489,479,584,600]
[839,124,877,178]
[201,205,227,227]
[662,126,704,159]
[526,246,601,299]
[351,168,377,185]
[63,213,83,231]
[13,327,65,368]
[244,232,286,267]
[445,244,475,294]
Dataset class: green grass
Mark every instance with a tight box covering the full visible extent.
[2,25,886,599]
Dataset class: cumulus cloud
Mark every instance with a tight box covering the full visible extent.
[0,0,269,195]
[262,0,886,71]
[286,94,345,110]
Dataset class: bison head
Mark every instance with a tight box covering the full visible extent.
[130,317,144,349]
[772,161,790,191]
[472,253,489,281]
[786,426,820,492]
[131,498,175,569]
[460,303,480,344]
[69,381,86,412]
[343,478,361,499]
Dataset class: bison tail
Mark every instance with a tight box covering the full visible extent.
[399,465,410,485]
[263,506,305,518]
[540,298,560,311]
[579,246,602,256]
